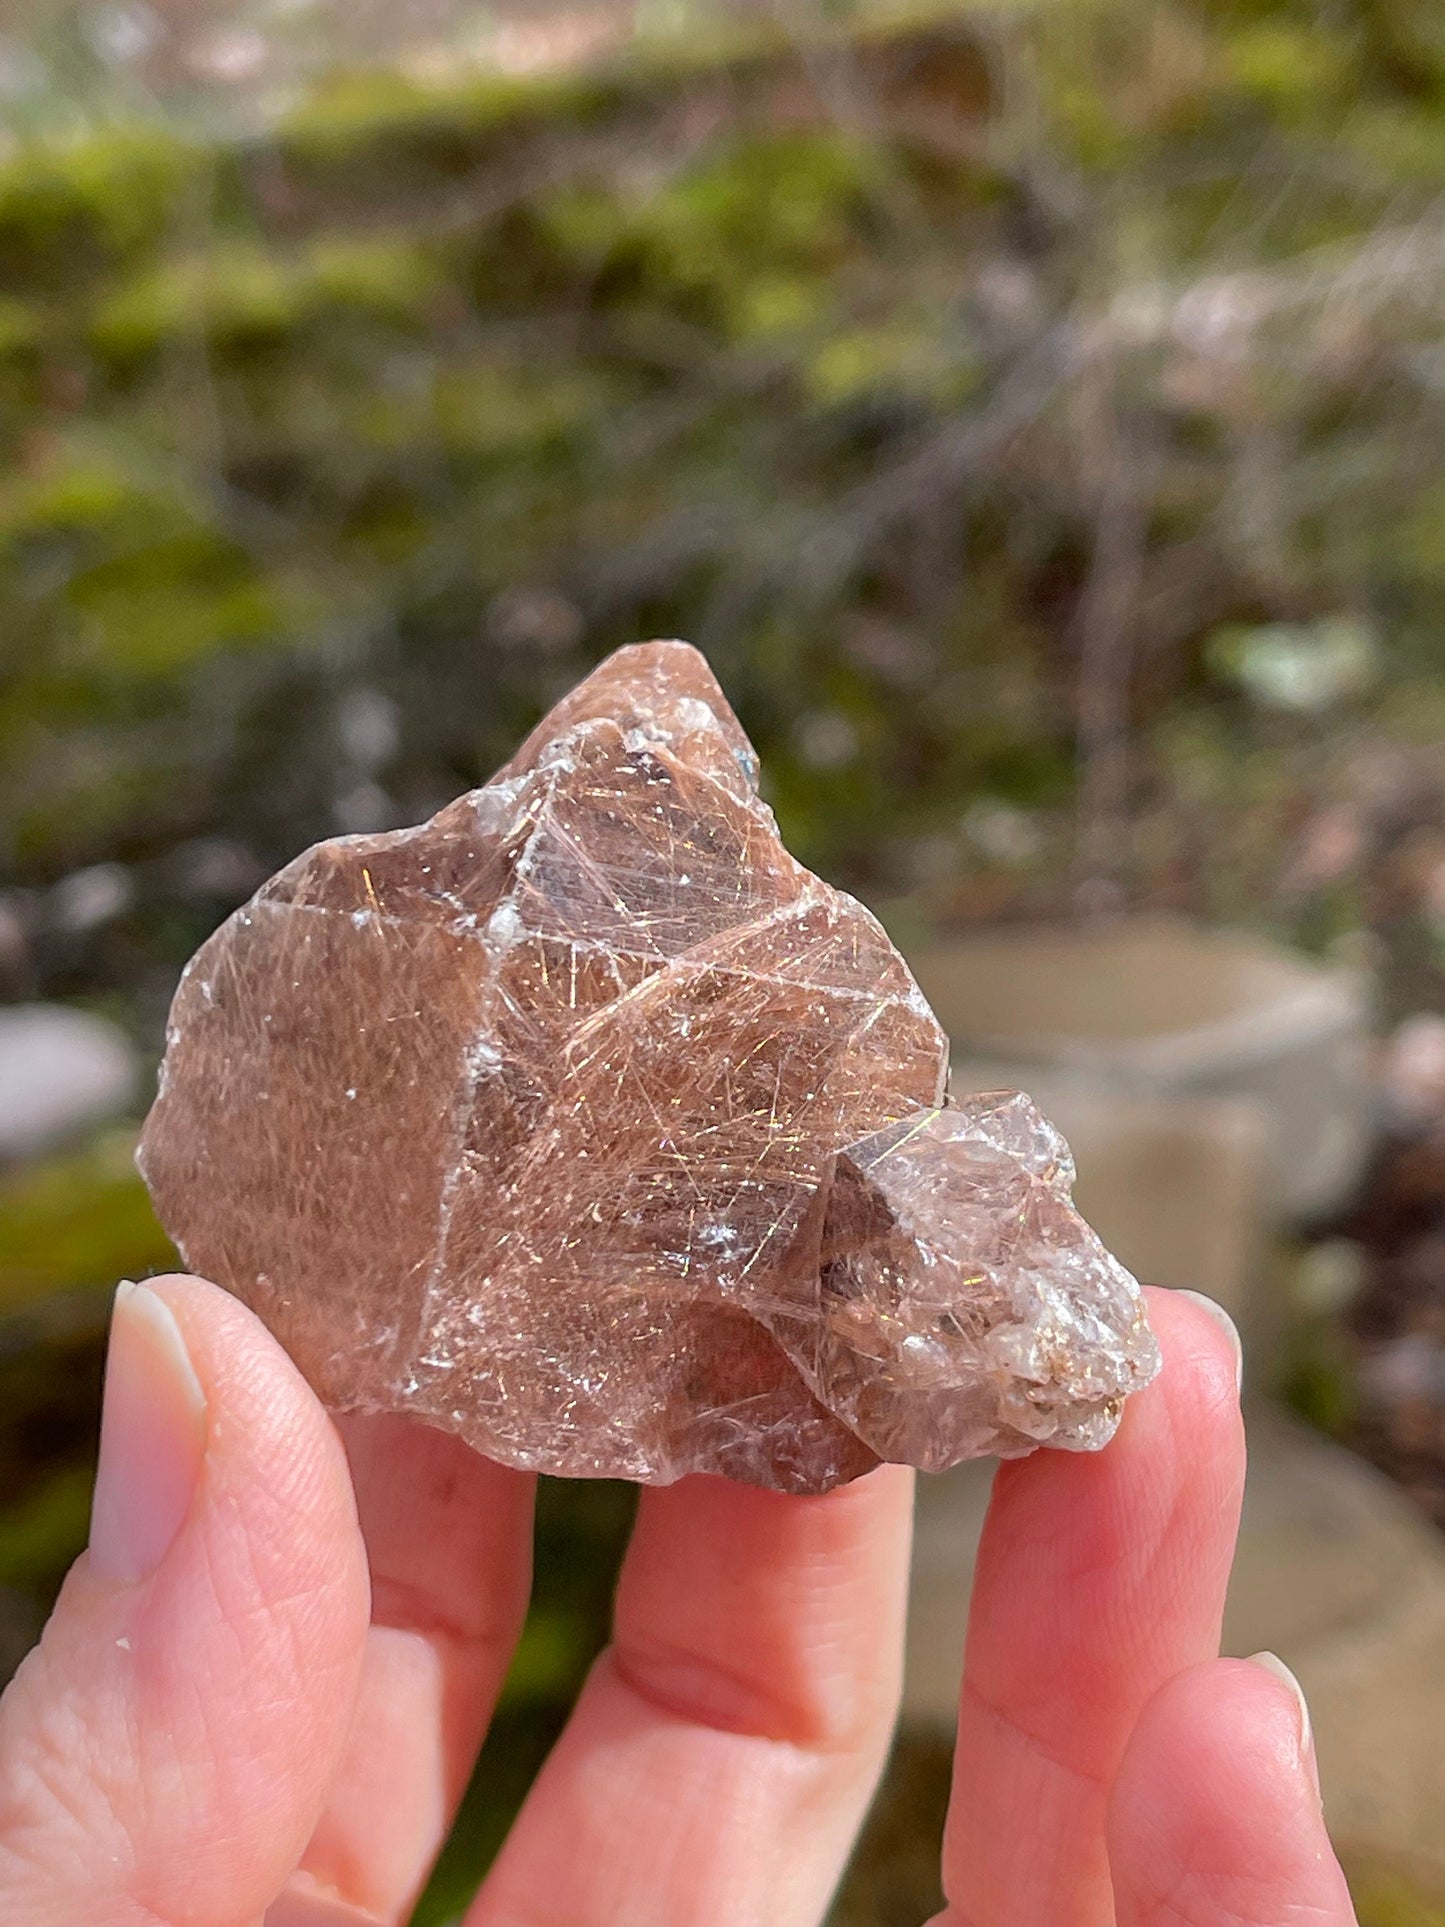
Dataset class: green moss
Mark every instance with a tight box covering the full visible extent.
[0,122,197,275]
[91,247,306,358]
[728,273,831,345]
[1386,481,1445,585]
[305,236,444,323]
[807,322,979,407]
[430,360,614,460]
[0,298,42,359]
[0,445,313,683]
[1222,22,1356,121]
[8,753,185,870]
[89,234,443,365]
[0,0,1440,984]
[0,1129,176,1314]
[0,455,145,540]
[1342,102,1445,184]
[276,61,619,175]
[278,67,475,159]
[0,1465,94,1594]
[540,128,880,334]
[75,558,296,675]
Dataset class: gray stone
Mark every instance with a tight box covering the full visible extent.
[45,863,133,936]
[0,1005,137,1161]
[910,916,1373,1223]
[903,1404,1445,1883]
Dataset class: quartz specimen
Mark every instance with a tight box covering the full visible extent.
[139,641,1159,1493]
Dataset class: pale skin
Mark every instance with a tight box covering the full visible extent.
[0,1275,1357,1927]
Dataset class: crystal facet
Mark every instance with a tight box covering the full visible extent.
[138,641,1159,1492]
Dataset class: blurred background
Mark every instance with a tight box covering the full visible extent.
[3,0,1445,1919]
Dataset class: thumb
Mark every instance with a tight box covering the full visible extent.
[0,1274,371,1927]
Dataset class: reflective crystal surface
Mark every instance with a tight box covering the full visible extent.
[139,641,1159,1492]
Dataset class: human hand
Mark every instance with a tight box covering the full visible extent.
[0,1274,1356,1926]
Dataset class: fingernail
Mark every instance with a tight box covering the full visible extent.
[1247,1650,1319,1793]
[266,1881,390,1925]
[1175,1289,1243,1393]
[89,1281,208,1585]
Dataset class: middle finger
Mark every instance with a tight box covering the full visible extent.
[469,1461,915,1927]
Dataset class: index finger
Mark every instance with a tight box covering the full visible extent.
[937,1286,1247,1927]
[271,1417,535,1925]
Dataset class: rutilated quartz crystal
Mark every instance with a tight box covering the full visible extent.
[139,642,1159,1493]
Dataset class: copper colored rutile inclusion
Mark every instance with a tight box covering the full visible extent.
[139,642,1159,1492]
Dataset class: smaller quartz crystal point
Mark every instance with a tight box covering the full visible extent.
[139,641,1159,1493]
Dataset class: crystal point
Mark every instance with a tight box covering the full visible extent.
[139,641,1158,1492]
